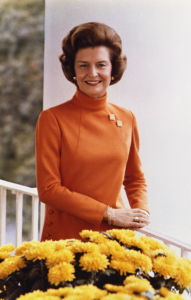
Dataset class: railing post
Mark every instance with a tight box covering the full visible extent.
[40,202,45,237]
[181,249,188,258]
[32,196,39,241]
[16,191,23,247]
[0,187,7,246]
[164,242,171,248]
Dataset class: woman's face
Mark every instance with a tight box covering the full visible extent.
[74,46,112,98]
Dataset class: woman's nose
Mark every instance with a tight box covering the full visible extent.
[89,65,98,77]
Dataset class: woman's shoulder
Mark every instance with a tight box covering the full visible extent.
[107,102,135,119]
[39,99,76,119]
[46,98,74,112]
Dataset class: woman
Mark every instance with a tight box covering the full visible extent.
[36,22,150,241]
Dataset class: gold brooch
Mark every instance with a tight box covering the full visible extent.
[109,114,115,121]
[117,120,122,127]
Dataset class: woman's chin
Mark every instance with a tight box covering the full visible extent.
[79,87,106,98]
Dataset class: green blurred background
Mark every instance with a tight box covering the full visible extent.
[0,0,45,240]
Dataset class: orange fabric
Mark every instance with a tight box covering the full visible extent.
[36,88,149,241]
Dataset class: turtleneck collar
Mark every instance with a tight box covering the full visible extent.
[72,88,107,110]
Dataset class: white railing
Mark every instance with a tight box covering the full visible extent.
[0,179,45,248]
[138,227,191,258]
[0,179,191,259]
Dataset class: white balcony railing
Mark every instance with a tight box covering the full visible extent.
[0,179,191,258]
[0,179,45,248]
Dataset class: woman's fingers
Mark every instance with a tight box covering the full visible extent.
[129,217,149,228]
[132,214,150,223]
[131,208,149,217]
[113,208,150,228]
[131,209,150,224]
[132,214,150,226]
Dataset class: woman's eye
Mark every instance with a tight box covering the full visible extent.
[80,64,87,68]
[98,64,106,67]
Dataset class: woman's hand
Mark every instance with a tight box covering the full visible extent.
[103,207,150,229]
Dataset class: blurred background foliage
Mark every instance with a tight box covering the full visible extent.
[0,0,45,239]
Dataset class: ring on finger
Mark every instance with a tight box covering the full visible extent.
[133,216,140,223]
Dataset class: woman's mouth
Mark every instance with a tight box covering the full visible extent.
[85,80,101,86]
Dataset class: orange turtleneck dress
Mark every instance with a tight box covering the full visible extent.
[35,88,149,241]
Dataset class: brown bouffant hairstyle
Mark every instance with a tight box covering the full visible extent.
[59,22,127,86]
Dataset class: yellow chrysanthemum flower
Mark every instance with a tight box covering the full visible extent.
[149,248,177,261]
[138,236,166,254]
[102,292,133,300]
[80,230,109,244]
[105,278,154,299]
[17,295,59,300]
[109,260,136,275]
[123,275,155,294]
[45,249,75,269]
[123,275,142,285]
[121,237,151,256]
[174,257,191,288]
[67,285,107,298]
[105,233,148,256]
[0,252,11,260]
[0,256,26,279]
[0,244,15,253]
[109,245,126,260]
[48,262,75,286]
[53,240,69,251]
[79,252,109,272]
[1,230,190,299]
[64,239,81,246]
[159,287,170,297]
[104,284,127,293]
[62,296,84,300]
[17,289,60,300]
[20,240,56,261]
[112,249,152,274]
[152,253,178,279]
[15,240,40,256]
[97,243,111,257]
[105,280,154,296]
[42,297,60,300]
[98,240,124,257]
[16,290,45,299]
[128,251,152,274]
[46,287,72,297]
[41,285,107,300]
[67,240,99,254]
[159,287,185,300]
[106,229,136,240]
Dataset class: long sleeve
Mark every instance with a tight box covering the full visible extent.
[35,109,106,227]
[123,112,149,212]
[123,114,149,211]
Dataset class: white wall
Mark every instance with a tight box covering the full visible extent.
[44,0,191,243]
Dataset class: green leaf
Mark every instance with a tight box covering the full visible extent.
[154,253,167,258]
[73,279,88,286]
[100,268,117,277]
[100,232,113,240]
